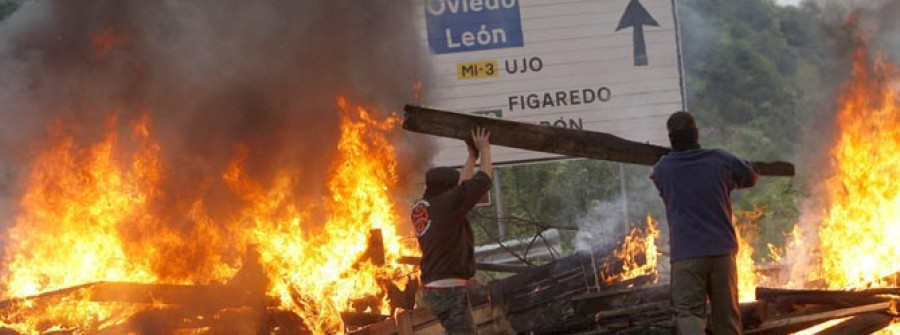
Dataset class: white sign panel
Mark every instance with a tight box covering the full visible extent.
[415,0,685,167]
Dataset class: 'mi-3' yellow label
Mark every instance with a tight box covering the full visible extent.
[457,60,498,80]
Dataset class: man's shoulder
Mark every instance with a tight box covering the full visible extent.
[655,149,721,169]
[429,187,466,206]
[706,148,746,163]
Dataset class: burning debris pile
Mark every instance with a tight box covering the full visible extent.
[353,220,663,334]
[0,1,427,334]
[1,0,899,334]
[0,100,422,334]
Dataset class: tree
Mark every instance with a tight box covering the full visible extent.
[478,0,838,263]
[0,0,20,21]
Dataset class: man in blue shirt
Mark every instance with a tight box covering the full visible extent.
[650,111,758,334]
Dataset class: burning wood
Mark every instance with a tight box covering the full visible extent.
[744,300,898,335]
[816,312,896,335]
[0,100,421,334]
[736,286,900,334]
[356,224,663,334]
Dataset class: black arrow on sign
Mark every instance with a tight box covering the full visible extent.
[616,0,659,66]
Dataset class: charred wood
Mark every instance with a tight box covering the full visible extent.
[355,229,385,267]
[756,287,900,309]
[744,300,897,334]
[740,301,768,329]
[571,284,670,317]
[594,301,670,321]
[816,312,895,335]
[341,312,390,328]
[757,287,900,300]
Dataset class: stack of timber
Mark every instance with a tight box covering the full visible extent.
[354,236,667,335]
[356,266,900,335]
[0,249,312,334]
[743,287,900,334]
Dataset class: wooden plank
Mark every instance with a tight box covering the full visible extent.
[403,105,795,177]
[504,272,586,314]
[744,301,895,334]
[756,287,898,309]
[757,287,900,300]
[0,281,259,318]
[816,312,895,335]
[740,300,768,329]
[594,301,670,321]
[571,284,670,317]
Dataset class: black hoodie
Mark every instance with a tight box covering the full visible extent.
[411,171,492,284]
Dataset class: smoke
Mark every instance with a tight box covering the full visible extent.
[573,164,666,253]
[574,198,627,252]
[0,1,428,277]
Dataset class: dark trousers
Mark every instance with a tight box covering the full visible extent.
[423,287,477,335]
[671,255,741,335]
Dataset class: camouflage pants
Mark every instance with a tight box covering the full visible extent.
[423,287,476,335]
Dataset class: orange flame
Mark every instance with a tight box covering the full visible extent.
[0,98,418,334]
[793,27,900,334]
[735,212,760,302]
[92,26,132,60]
[817,36,900,289]
[0,114,172,331]
[733,209,781,302]
[603,215,659,285]
[226,97,417,333]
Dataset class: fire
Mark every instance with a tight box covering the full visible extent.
[733,209,784,302]
[735,211,761,302]
[0,115,166,331]
[817,34,900,290]
[226,97,417,333]
[92,26,132,60]
[799,26,900,334]
[603,215,659,285]
[0,98,417,334]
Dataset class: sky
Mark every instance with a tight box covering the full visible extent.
[775,0,803,5]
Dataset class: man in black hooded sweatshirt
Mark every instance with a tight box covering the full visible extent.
[411,127,492,334]
[650,112,758,334]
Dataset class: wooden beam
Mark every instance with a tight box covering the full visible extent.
[741,300,769,329]
[0,281,264,318]
[403,105,795,177]
[594,301,669,321]
[744,301,896,334]
[756,287,900,308]
[816,312,895,335]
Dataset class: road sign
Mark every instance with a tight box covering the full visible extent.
[414,0,685,167]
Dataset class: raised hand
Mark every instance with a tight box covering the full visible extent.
[471,127,491,152]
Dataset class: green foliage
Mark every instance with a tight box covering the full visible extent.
[0,0,20,21]
[679,0,835,260]
[474,0,837,262]
[469,160,623,251]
